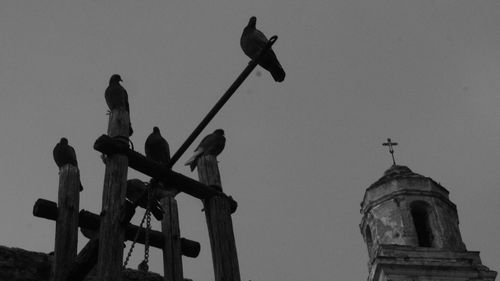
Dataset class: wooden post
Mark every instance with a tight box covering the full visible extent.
[159,189,184,281]
[97,109,130,281]
[52,165,80,281]
[197,155,241,281]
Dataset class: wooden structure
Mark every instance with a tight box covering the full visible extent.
[34,117,240,281]
[52,165,80,281]
[97,107,130,281]
[32,35,281,280]
[198,155,240,281]
[160,189,183,281]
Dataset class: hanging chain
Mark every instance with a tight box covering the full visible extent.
[123,182,154,271]
[138,185,153,272]
[123,207,148,269]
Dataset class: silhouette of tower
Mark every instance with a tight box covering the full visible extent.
[360,164,497,280]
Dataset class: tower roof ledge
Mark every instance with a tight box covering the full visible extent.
[361,165,451,211]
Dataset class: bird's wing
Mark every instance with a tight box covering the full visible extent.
[145,134,155,159]
[162,139,171,163]
[252,29,269,46]
[123,86,130,112]
[68,146,78,167]
[258,48,285,82]
[212,135,226,156]
[242,27,268,55]
[53,144,61,167]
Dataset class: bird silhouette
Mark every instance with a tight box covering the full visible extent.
[53,138,83,191]
[145,127,170,165]
[185,129,226,171]
[241,16,285,82]
[104,74,133,136]
[126,179,163,221]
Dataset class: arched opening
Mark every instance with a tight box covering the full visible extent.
[410,201,434,247]
[365,225,373,253]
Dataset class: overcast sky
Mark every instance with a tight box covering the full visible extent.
[0,1,499,280]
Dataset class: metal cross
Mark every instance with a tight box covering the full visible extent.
[382,138,398,166]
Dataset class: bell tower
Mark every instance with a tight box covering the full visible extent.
[360,164,497,280]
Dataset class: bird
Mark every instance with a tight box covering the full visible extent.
[126,179,163,221]
[53,138,83,191]
[240,16,285,82]
[104,74,133,136]
[145,127,170,165]
[184,129,226,171]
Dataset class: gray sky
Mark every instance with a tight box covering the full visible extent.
[0,1,499,280]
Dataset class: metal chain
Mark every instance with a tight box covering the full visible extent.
[139,188,152,271]
[123,208,148,269]
[123,182,154,271]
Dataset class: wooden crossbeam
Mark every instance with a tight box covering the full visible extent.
[33,198,200,257]
[94,135,224,199]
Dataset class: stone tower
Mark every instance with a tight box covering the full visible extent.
[360,165,497,281]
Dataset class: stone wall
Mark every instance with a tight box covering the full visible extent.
[0,245,164,281]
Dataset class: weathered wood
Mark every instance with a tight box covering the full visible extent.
[161,192,183,281]
[66,238,99,281]
[98,108,130,281]
[94,135,221,199]
[53,165,80,281]
[33,199,201,257]
[64,201,134,281]
[197,155,241,281]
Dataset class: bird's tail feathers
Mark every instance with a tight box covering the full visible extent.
[184,156,196,166]
[184,149,204,171]
[190,161,197,172]
[185,156,199,172]
[271,65,285,82]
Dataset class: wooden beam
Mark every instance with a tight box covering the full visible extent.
[94,135,222,199]
[160,191,184,281]
[197,155,241,281]
[33,198,200,257]
[65,238,99,281]
[97,108,130,281]
[168,35,279,167]
[52,165,80,281]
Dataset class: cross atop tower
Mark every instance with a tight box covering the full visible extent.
[382,138,398,166]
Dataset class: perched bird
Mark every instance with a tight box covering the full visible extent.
[145,127,170,165]
[126,179,163,221]
[240,16,285,82]
[53,138,83,191]
[104,74,133,136]
[185,129,226,171]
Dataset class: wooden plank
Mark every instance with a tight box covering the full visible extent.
[33,198,201,257]
[97,108,130,281]
[52,164,80,281]
[160,192,183,281]
[197,155,241,281]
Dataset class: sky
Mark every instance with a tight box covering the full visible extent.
[0,1,499,280]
